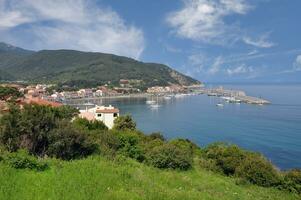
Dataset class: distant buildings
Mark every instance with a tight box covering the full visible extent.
[79,105,120,129]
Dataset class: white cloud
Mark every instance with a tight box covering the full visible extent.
[0,0,144,59]
[226,64,253,75]
[166,0,251,44]
[243,33,275,48]
[293,55,301,71]
[208,56,223,74]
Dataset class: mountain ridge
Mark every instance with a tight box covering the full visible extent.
[0,42,201,88]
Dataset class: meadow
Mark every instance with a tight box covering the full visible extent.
[1,155,300,200]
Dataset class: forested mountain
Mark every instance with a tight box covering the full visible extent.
[0,42,200,88]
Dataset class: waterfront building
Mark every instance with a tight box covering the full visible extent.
[79,105,119,129]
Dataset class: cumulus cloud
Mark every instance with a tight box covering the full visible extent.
[293,55,301,71]
[166,0,251,44]
[243,33,275,48]
[0,0,144,58]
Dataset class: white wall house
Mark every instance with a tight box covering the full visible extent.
[79,105,119,129]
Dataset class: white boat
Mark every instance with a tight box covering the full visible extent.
[150,104,161,109]
[83,102,94,106]
[164,96,172,100]
[146,100,156,104]
[149,95,161,108]
[216,103,224,107]
[174,94,185,98]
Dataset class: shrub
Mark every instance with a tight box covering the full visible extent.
[98,131,120,157]
[145,143,192,170]
[0,104,79,156]
[73,118,108,131]
[281,169,301,194]
[169,139,199,158]
[113,115,136,131]
[5,150,48,171]
[235,153,281,187]
[47,121,97,160]
[148,132,165,141]
[116,131,144,162]
[202,143,246,175]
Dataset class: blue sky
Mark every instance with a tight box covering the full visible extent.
[0,0,301,83]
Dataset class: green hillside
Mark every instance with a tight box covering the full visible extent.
[0,43,200,88]
[0,156,298,200]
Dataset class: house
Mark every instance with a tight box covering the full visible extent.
[78,89,93,98]
[79,105,119,129]
[94,89,103,97]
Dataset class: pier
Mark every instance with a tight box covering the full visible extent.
[197,86,270,105]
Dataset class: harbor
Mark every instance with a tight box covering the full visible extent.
[198,86,271,105]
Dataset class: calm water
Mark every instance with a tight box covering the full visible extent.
[72,84,301,170]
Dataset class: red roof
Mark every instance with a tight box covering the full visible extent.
[95,108,119,113]
[25,98,63,107]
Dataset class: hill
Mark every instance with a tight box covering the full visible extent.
[0,156,298,200]
[0,42,200,88]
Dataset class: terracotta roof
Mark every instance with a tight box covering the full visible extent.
[25,98,63,107]
[95,108,119,113]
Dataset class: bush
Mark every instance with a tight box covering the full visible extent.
[148,132,165,141]
[113,115,136,131]
[73,118,108,131]
[47,121,98,160]
[281,169,301,194]
[146,143,192,170]
[98,131,120,157]
[5,150,48,171]
[116,131,144,162]
[0,104,79,156]
[202,143,246,175]
[235,153,281,187]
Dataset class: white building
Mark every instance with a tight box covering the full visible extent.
[79,105,119,129]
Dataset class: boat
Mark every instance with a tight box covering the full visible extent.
[163,96,172,100]
[216,103,224,107]
[146,100,156,104]
[150,104,161,109]
[83,102,94,106]
[174,94,185,98]
[149,95,161,108]
[146,96,156,104]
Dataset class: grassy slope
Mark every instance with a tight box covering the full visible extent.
[0,156,299,200]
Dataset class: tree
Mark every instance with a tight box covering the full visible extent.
[47,121,97,160]
[0,104,88,158]
[113,115,136,131]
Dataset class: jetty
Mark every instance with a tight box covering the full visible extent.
[235,96,270,104]
[197,86,270,105]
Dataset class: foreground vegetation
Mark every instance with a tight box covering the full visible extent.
[1,155,299,200]
[0,103,300,199]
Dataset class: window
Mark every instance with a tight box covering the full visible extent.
[97,113,102,117]
[113,113,118,117]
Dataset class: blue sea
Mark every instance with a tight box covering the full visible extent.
[75,84,301,170]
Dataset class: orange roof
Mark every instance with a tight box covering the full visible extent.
[96,108,119,113]
[25,98,63,107]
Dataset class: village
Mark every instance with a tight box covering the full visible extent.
[0,80,203,129]
[1,80,270,129]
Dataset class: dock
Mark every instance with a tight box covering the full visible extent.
[235,96,270,104]
[197,86,270,105]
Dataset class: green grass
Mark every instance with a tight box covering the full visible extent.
[0,156,299,200]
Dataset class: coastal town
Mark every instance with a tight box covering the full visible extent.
[0,79,270,111]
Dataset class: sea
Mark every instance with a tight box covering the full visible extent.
[69,84,301,170]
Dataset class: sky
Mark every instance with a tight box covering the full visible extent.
[0,0,301,83]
